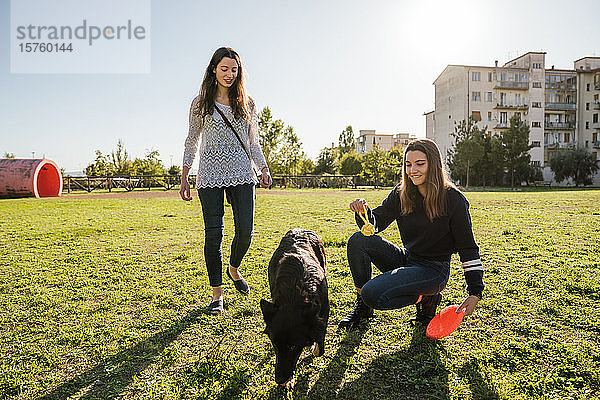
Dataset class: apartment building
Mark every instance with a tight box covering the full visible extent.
[575,57,600,158]
[427,52,600,185]
[356,130,416,154]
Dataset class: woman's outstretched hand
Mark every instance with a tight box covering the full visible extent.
[457,295,479,316]
[349,198,368,213]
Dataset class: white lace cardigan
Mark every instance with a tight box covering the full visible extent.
[183,98,268,188]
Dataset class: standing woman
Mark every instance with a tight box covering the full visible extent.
[339,138,484,330]
[180,47,272,315]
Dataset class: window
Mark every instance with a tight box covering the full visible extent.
[488,72,492,82]
[532,122,541,128]
[472,71,481,81]
[486,92,492,102]
[586,103,590,111]
[594,132,598,142]
[586,121,590,129]
[587,83,591,91]
[488,111,492,121]
[472,91,481,101]
[594,114,599,123]
[565,132,571,142]
[500,112,507,123]
[532,82,542,88]
[515,93,521,105]
[532,102,541,108]
[472,111,482,121]
[533,63,542,69]
[531,141,541,147]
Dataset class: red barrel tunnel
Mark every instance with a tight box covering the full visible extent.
[0,159,63,198]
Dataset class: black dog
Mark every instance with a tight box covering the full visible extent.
[260,229,329,386]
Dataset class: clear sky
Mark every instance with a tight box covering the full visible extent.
[1,0,599,173]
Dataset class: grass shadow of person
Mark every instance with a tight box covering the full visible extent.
[264,322,370,400]
[39,305,224,399]
[458,359,500,400]
[178,347,275,400]
[333,325,450,400]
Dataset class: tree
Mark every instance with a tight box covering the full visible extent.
[502,114,533,187]
[360,145,389,187]
[338,125,355,156]
[479,133,505,187]
[299,158,315,175]
[384,146,403,184]
[85,150,113,176]
[258,106,309,175]
[272,127,305,175]
[448,118,485,187]
[168,165,181,176]
[3,153,15,158]
[258,107,285,170]
[339,152,362,175]
[314,146,337,175]
[133,150,165,175]
[111,139,134,175]
[550,147,599,186]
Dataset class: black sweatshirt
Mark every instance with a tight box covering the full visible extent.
[355,185,484,296]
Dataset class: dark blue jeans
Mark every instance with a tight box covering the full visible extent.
[198,183,254,287]
[347,232,450,310]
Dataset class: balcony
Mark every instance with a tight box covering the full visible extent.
[494,103,529,110]
[545,82,576,91]
[593,122,600,130]
[545,142,574,149]
[545,103,576,110]
[494,122,509,129]
[593,141,600,149]
[594,101,600,110]
[595,82,600,90]
[544,122,575,129]
[495,81,529,90]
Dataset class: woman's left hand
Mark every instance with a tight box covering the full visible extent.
[457,295,479,316]
[260,168,272,188]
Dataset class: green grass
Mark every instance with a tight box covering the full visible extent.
[1,188,599,399]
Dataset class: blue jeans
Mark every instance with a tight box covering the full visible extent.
[347,232,450,310]
[198,183,254,287]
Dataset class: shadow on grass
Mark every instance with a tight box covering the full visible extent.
[39,306,214,400]
[264,322,369,400]
[458,359,500,400]
[331,325,449,400]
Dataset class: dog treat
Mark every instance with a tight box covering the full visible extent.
[357,208,375,236]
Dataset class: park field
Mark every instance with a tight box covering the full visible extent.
[1,188,599,399]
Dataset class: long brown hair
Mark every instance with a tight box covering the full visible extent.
[193,47,250,121]
[399,138,456,221]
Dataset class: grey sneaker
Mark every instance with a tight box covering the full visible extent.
[207,299,224,315]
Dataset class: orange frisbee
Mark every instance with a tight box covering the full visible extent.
[426,305,465,339]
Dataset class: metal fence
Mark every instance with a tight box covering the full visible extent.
[62,174,358,193]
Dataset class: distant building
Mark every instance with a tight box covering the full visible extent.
[427,52,600,185]
[356,130,416,154]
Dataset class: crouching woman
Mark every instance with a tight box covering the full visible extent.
[339,138,484,329]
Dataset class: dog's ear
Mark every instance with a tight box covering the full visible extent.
[260,299,278,325]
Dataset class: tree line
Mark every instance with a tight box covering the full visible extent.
[35,105,600,187]
[448,115,599,187]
